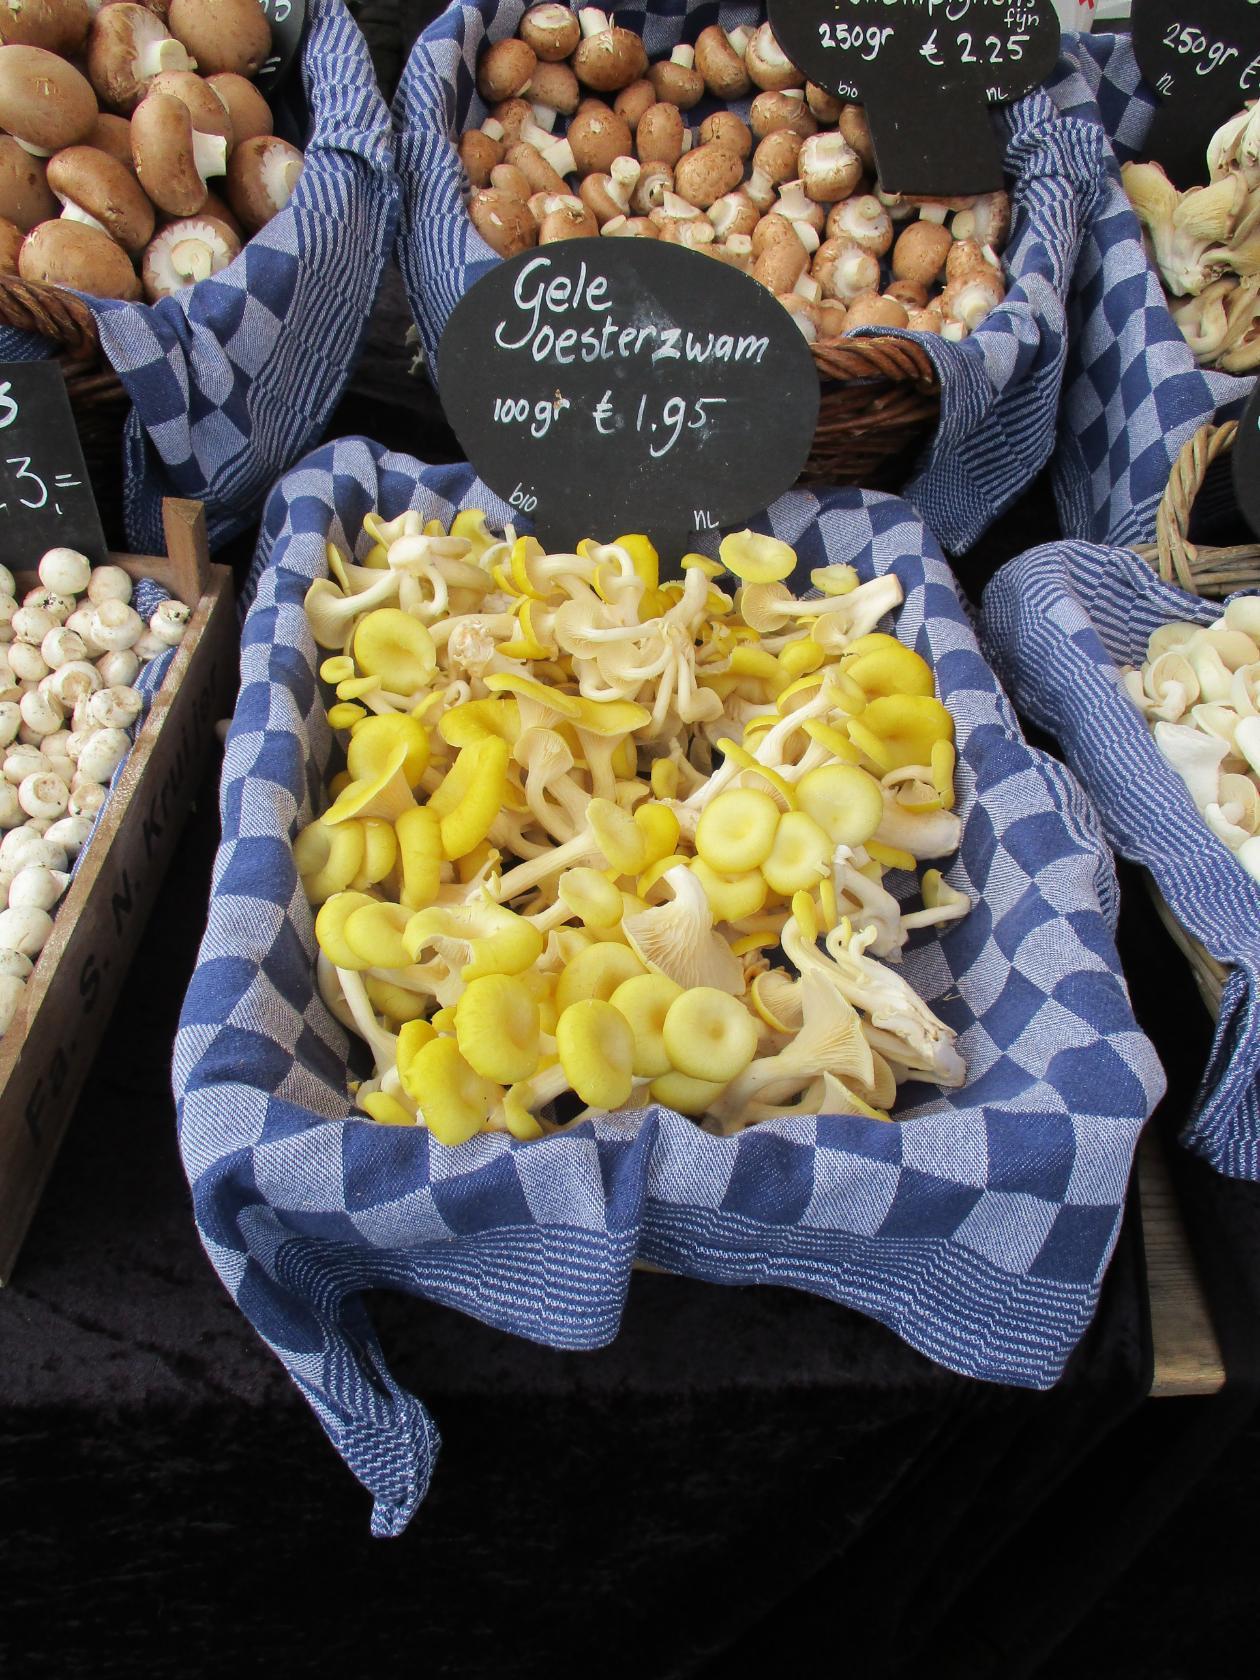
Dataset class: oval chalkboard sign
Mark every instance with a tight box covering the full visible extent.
[769,0,1060,195]
[437,242,821,558]
[0,362,107,565]
[256,0,305,92]
[1133,0,1260,188]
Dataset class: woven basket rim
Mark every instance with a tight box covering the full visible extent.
[1132,420,1260,598]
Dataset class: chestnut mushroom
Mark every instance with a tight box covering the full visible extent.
[141,213,241,299]
[744,24,803,92]
[147,70,235,146]
[571,11,646,94]
[884,278,929,309]
[225,134,303,233]
[749,90,816,141]
[19,218,142,299]
[468,186,536,257]
[86,114,136,172]
[699,112,751,161]
[518,5,580,63]
[844,293,909,331]
[950,190,1011,251]
[0,215,21,275]
[504,140,566,197]
[751,130,802,190]
[88,4,192,114]
[751,235,807,294]
[891,220,952,288]
[0,0,88,53]
[838,106,876,174]
[205,74,273,146]
[0,45,98,156]
[635,102,685,168]
[630,161,672,215]
[805,83,843,124]
[132,91,223,217]
[477,38,536,105]
[647,47,703,111]
[601,214,658,239]
[459,130,503,189]
[487,98,534,146]
[612,81,655,131]
[529,61,579,116]
[47,145,155,254]
[813,236,881,303]
[673,143,744,212]
[707,191,759,242]
[538,203,597,243]
[489,162,532,201]
[567,106,632,177]
[166,0,272,80]
[693,26,750,100]
[0,135,57,232]
[798,133,862,204]
[163,186,241,239]
[826,194,892,255]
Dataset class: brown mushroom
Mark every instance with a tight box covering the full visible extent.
[459,130,502,189]
[815,298,848,338]
[673,143,744,212]
[206,73,273,146]
[884,278,929,309]
[950,191,1011,251]
[751,130,802,190]
[813,237,881,302]
[749,90,816,141]
[0,45,98,154]
[630,161,672,215]
[750,212,801,259]
[19,218,141,299]
[707,191,759,242]
[798,133,862,204]
[905,305,943,335]
[844,293,909,332]
[578,157,640,225]
[88,4,191,114]
[744,24,804,92]
[86,114,137,173]
[805,83,843,124]
[141,212,241,299]
[572,16,646,94]
[826,194,893,255]
[166,0,272,79]
[0,215,21,274]
[567,106,632,177]
[699,111,751,161]
[225,133,303,233]
[601,214,658,239]
[469,187,536,258]
[647,48,703,111]
[635,102,685,169]
[47,145,155,254]
[657,217,713,251]
[612,80,655,131]
[132,91,217,216]
[529,61,579,116]
[148,70,235,145]
[939,267,1006,330]
[0,135,57,232]
[838,106,876,174]
[477,38,536,105]
[778,293,820,341]
[162,185,240,239]
[751,236,807,294]
[538,202,597,243]
[946,237,1000,283]
[489,162,532,202]
[705,233,751,272]
[891,220,952,288]
[518,5,580,63]
[693,25,750,100]
[486,99,534,146]
[504,141,566,197]
[0,0,88,54]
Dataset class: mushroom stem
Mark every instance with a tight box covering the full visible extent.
[58,201,109,236]
[15,139,52,159]
[192,130,227,181]
[170,236,213,282]
[136,37,194,81]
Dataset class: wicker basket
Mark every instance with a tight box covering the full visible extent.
[0,273,130,545]
[804,335,940,488]
[1132,419,1260,1017]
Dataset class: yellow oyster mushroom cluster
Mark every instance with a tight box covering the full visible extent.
[297,512,971,1144]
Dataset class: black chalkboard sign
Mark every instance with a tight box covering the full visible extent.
[0,363,107,565]
[1133,0,1260,189]
[256,0,306,92]
[769,0,1060,195]
[1232,384,1260,539]
[437,242,820,558]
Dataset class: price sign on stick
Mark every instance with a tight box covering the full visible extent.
[0,363,107,565]
[1133,0,1260,189]
[1231,383,1260,536]
[256,0,306,91]
[438,242,820,558]
[768,0,1061,196]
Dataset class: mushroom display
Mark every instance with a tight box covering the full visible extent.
[295,509,970,1143]
[0,0,305,306]
[0,542,188,1038]
[1125,102,1260,372]
[462,12,1010,343]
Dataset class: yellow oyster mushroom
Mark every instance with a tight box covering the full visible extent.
[750,968,804,1032]
[428,735,511,860]
[556,998,635,1110]
[344,900,413,969]
[364,976,431,1026]
[305,573,400,649]
[438,698,520,749]
[719,529,797,584]
[314,890,378,970]
[557,867,624,928]
[839,633,935,699]
[406,896,544,981]
[353,608,437,695]
[455,973,541,1085]
[395,806,443,910]
[348,817,397,892]
[360,1091,417,1127]
[690,857,768,923]
[322,740,417,826]
[405,1037,501,1145]
[847,695,954,773]
[794,763,884,848]
[650,1071,727,1117]
[662,988,760,1084]
[695,787,780,874]
[347,713,431,786]
[761,810,832,895]
[293,818,365,904]
[555,941,646,1016]
[328,702,367,729]
[609,972,683,1079]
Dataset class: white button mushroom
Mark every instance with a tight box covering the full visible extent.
[41,626,89,669]
[148,600,190,647]
[0,565,14,596]
[0,904,53,957]
[0,595,17,643]
[0,701,20,748]
[87,685,143,730]
[38,546,93,597]
[69,782,106,820]
[65,605,106,655]
[85,566,133,607]
[4,744,49,783]
[96,648,140,688]
[131,629,168,662]
[23,587,74,621]
[90,599,144,652]
[11,603,57,645]
[7,642,48,684]
[0,972,25,1036]
[18,770,69,821]
[0,781,20,829]
[42,814,91,859]
[45,660,103,708]
[18,688,63,739]
[75,726,129,784]
[0,827,66,872]
[0,948,32,982]
[7,864,70,913]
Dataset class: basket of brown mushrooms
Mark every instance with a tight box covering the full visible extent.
[398,3,1024,488]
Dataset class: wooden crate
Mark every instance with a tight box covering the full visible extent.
[0,499,236,1282]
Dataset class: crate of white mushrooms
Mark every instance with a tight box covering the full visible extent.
[0,498,235,1281]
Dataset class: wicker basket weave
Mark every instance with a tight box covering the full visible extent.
[804,334,940,488]
[1132,419,1260,1018]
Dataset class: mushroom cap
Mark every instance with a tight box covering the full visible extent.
[634,101,685,167]
[0,0,87,54]
[528,60,579,116]
[749,89,816,141]
[750,211,799,258]
[141,212,241,299]
[673,141,743,211]
[646,60,704,111]
[167,0,273,79]
[579,172,631,226]
[693,25,750,100]
[160,185,241,238]
[458,129,503,189]
[0,215,20,275]
[884,278,929,309]
[891,219,952,287]
[707,189,759,241]
[205,73,273,145]
[805,82,843,124]
[88,4,191,114]
[504,139,565,196]
[751,129,803,188]
[630,160,672,214]
[519,4,581,63]
[468,186,536,257]
[476,37,536,105]
[131,90,208,217]
[699,111,751,160]
[745,23,804,92]
[838,106,876,172]
[147,70,235,143]
[0,135,57,232]
[844,294,909,331]
[567,106,632,176]
[572,26,647,93]
[47,145,155,254]
[225,133,303,233]
[19,218,142,300]
[798,132,862,204]
[488,98,534,145]
[539,204,598,242]
[826,194,893,254]
[751,234,807,293]
[612,79,655,130]
[0,45,98,153]
[488,161,531,201]
[86,113,136,172]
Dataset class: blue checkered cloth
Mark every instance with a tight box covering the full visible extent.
[175,435,1162,1533]
[393,3,1113,555]
[1040,33,1255,545]
[983,541,1260,1180]
[0,0,398,557]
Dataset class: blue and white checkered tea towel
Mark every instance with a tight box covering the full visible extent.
[1041,33,1255,544]
[983,540,1260,1180]
[393,2,1112,554]
[175,435,1162,1533]
[0,0,398,557]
